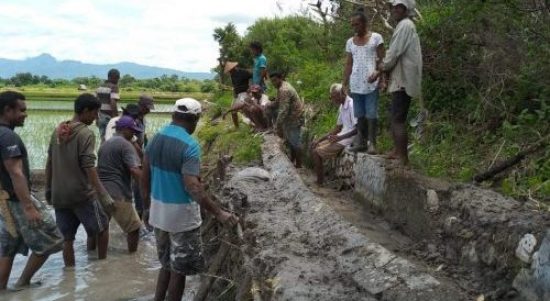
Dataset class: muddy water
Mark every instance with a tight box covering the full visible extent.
[4,212,199,301]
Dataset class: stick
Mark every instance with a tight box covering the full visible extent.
[193,242,230,301]
[473,135,549,183]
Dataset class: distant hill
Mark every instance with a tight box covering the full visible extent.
[0,54,214,80]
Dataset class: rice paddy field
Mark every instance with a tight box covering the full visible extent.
[2,87,205,169]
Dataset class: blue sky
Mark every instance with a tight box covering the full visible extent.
[0,0,307,72]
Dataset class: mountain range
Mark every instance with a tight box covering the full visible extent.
[0,54,214,80]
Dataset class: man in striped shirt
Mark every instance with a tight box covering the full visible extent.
[141,98,238,301]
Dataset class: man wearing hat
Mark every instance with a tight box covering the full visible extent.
[98,115,143,253]
[225,61,252,129]
[141,98,239,301]
[380,0,422,165]
[133,95,154,219]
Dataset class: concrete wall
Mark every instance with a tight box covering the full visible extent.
[326,151,550,300]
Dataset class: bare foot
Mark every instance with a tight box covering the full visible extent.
[9,281,42,291]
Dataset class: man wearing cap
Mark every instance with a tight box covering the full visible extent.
[133,95,154,219]
[225,62,252,129]
[96,69,121,143]
[380,0,422,165]
[222,84,269,131]
[98,116,143,253]
[104,103,141,142]
[141,98,239,301]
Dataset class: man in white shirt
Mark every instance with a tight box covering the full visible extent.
[381,0,422,165]
[310,84,357,185]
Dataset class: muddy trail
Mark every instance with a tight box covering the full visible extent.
[195,135,478,301]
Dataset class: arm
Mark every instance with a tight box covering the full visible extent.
[260,68,268,83]
[85,167,109,196]
[369,43,387,83]
[343,53,353,91]
[332,128,358,142]
[183,175,237,224]
[223,102,247,118]
[382,23,412,72]
[129,167,142,184]
[316,125,343,144]
[4,158,41,225]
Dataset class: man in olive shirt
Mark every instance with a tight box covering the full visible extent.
[46,93,113,267]
[0,91,62,291]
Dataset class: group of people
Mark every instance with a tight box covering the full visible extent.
[224,1,421,185]
[0,69,238,300]
[0,0,421,299]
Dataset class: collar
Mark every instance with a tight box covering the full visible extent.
[0,122,14,130]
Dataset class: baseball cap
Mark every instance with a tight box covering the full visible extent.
[174,98,202,115]
[115,115,143,133]
[122,104,140,117]
[389,0,416,14]
[138,95,155,110]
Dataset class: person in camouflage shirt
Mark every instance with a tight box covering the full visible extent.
[270,72,304,168]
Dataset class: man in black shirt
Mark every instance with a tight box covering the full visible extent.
[224,61,252,129]
[0,91,62,291]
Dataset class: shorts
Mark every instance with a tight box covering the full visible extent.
[232,92,248,107]
[154,227,205,276]
[351,90,379,119]
[97,111,112,140]
[110,200,142,233]
[391,90,412,123]
[314,140,345,159]
[55,200,109,241]
[0,197,63,257]
[283,123,303,150]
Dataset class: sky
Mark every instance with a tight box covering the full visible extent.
[0,0,309,72]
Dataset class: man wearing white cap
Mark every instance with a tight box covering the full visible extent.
[141,98,239,301]
[381,0,422,165]
[224,62,252,129]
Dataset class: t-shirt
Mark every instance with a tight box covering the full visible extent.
[252,54,267,86]
[98,135,141,201]
[346,33,384,94]
[0,124,30,201]
[275,81,304,129]
[49,122,97,209]
[336,96,357,147]
[96,81,120,112]
[230,68,252,96]
[145,124,202,233]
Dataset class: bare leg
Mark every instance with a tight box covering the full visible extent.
[154,268,171,301]
[166,272,186,301]
[127,229,139,253]
[97,229,109,260]
[0,257,15,290]
[311,148,324,185]
[87,236,96,251]
[14,253,48,287]
[231,112,239,129]
[63,241,75,267]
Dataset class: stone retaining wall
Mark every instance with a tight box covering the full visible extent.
[326,151,550,300]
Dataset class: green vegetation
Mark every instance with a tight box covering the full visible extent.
[211,0,549,202]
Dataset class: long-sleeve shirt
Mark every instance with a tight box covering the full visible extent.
[275,81,304,129]
[383,18,423,98]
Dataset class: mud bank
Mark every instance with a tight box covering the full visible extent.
[196,135,471,300]
[326,151,550,300]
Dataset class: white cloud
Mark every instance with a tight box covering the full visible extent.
[0,0,308,72]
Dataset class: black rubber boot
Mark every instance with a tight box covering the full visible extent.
[367,119,378,155]
[350,117,368,152]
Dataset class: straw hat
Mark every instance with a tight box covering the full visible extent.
[224,62,238,74]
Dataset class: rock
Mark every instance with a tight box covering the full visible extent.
[426,189,439,212]
[513,230,550,301]
[444,216,460,235]
[231,167,272,182]
[516,233,537,263]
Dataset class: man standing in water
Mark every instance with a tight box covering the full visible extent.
[46,93,112,267]
[381,0,422,165]
[343,11,385,154]
[141,98,238,301]
[270,72,305,168]
[96,69,121,143]
[98,116,143,253]
[0,91,63,291]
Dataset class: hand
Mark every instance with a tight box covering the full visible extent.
[23,205,42,228]
[216,210,239,226]
[368,71,380,83]
[378,79,387,91]
[328,135,340,143]
[98,193,116,214]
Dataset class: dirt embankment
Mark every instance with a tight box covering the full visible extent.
[195,135,471,301]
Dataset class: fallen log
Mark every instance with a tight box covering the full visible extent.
[473,135,549,183]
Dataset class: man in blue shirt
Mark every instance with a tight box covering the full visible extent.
[141,98,238,301]
[250,41,267,92]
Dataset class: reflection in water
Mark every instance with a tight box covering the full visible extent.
[4,212,199,301]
